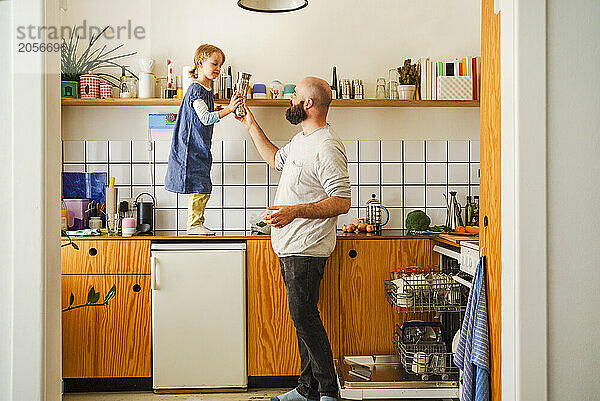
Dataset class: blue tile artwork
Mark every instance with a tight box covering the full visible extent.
[62,172,107,203]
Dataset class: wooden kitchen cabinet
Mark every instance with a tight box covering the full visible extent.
[246,240,340,376]
[61,274,151,378]
[338,239,431,357]
[61,240,150,274]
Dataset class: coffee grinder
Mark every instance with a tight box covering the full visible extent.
[134,192,156,235]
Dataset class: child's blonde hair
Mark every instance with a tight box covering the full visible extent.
[190,44,226,79]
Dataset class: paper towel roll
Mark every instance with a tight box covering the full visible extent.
[183,65,195,96]
[105,187,118,214]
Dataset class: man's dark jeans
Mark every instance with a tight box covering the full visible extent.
[279,256,337,399]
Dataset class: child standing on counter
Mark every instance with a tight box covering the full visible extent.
[165,44,242,235]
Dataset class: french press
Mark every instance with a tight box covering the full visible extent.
[366,193,389,234]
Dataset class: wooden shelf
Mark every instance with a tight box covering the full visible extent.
[61,98,479,108]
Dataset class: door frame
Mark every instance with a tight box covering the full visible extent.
[501,0,548,399]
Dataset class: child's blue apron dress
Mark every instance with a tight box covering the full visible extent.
[165,82,214,194]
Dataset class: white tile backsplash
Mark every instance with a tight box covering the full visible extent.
[359,141,380,162]
[382,186,403,207]
[387,208,404,229]
[405,186,425,207]
[109,164,131,185]
[155,164,168,185]
[348,163,358,185]
[154,141,171,163]
[155,186,177,208]
[449,163,469,184]
[245,142,263,162]
[223,209,245,230]
[426,141,447,162]
[223,140,245,162]
[155,209,177,230]
[246,186,268,208]
[359,186,380,206]
[210,163,222,185]
[269,186,278,206]
[109,141,131,163]
[86,163,108,174]
[404,141,425,162]
[269,168,281,185]
[382,163,402,184]
[204,208,223,230]
[132,164,153,185]
[426,163,446,184]
[448,186,469,206]
[470,141,480,162]
[223,186,245,208]
[132,141,153,162]
[223,163,245,185]
[449,141,469,162]
[381,141,402,162]
[63,139,478,234]
[211,140,222,162]
[63,164,84,172]
[246,163,268,185]
[427,208,447,226]
[470,163,480,184]
[63,141,85,163]
[350,186,358,207]
[426,186,447,207]
[359,163,380,184]
[404,163,425,184]
[206,186,222,208]
[86,141,108,162]
[343,141,358,162]
[337,208,358,228]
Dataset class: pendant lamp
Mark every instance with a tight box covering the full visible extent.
[237,0,308,13]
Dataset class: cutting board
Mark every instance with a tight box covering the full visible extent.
[439,233,479,244]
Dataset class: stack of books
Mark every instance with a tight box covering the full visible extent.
[418,57,481,101]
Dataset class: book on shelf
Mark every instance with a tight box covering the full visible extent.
[417,55,481,101]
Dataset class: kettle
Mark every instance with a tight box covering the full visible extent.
[134,192,156,235]
[366,193,389,234]
[443,191,464,230]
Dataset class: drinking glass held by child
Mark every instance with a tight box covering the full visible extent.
[165,44,242,235]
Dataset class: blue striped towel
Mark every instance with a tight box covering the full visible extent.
[454,256,490,401]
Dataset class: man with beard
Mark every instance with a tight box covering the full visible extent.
[236,77,351,401]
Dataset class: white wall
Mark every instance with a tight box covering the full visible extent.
[547,0,600,399]
[1,0,62,399]
[60,0,480,141]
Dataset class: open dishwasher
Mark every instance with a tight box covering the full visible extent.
[336,247,466,400]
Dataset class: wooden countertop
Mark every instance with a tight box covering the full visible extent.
[63,229,461,242]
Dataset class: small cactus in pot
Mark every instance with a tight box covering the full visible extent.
[396,59,419,100]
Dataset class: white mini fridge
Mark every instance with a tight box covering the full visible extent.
[151,242,247,390]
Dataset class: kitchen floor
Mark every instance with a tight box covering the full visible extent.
[64,388,283,401]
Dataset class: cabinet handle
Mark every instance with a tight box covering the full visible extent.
[151,256,158,290]
[349,249,357,258]
[88,247,98,256]
[484,216,489,227]
[132,284,141,292]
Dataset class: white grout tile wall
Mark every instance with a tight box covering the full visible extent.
[62,139,480,234]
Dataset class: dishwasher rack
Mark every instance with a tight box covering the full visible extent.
[385,267,467,313]
[393,324,458,382]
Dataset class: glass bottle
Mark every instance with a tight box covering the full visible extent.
[376,77,386,99]
[61,197,69,231]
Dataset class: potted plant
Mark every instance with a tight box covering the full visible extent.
[61,25,137,99]
[396,59,419,100]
